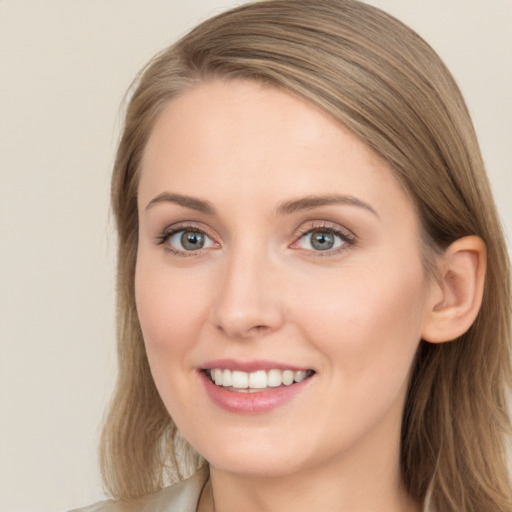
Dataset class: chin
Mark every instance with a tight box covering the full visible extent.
[186,427,326,479]
[206,452,306,478]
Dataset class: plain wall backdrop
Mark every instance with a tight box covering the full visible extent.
[0,1,511,511]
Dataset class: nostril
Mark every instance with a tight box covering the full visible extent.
[210,291,285,339]
[214,321,273,339]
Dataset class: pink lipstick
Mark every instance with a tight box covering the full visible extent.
[199,360,315,413]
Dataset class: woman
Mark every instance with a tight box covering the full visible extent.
[80,0,512,510]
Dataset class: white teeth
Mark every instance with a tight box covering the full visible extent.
[267,369,283,387]
[208,368,312,389]
[248,370,267,389]
[222,369,232,387]
[294,370,308,383]
[231,370,249,389]
[282,370,294,385]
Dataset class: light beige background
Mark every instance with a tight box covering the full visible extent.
[0,1,510,511]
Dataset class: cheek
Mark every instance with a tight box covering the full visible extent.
[134,259,210,364]
[291,264,427,451]
[292,260,427,383]
[134,258,216,426]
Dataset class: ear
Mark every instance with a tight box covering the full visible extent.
[422,236,486,344]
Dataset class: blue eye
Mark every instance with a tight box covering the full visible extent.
[166,229,215,252]
[296,228,347,251]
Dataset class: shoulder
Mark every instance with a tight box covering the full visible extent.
[67,466,209,512]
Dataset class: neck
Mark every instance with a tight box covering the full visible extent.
[202,467,419,512]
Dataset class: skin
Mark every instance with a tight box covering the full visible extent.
[135,79,438,511]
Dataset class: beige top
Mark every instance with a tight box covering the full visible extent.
[68,467,209,512]
[69,467,432,512]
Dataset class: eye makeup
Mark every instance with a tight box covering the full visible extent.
[154,219,357,259]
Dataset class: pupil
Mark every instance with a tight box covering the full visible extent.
[311,231,334,250]
[181,231,204,250]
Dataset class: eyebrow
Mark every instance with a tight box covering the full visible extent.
[276,194,379,217]
[145,192,215,214]
[145,192,378,218]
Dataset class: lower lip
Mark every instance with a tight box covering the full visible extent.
[199,371,313,414]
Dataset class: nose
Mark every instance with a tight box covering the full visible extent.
[210,248,285,340]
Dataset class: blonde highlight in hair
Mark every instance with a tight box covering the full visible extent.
[101,1,512,509]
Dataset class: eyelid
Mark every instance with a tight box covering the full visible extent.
[155,222,220,256]
[154,220,356,257]
[290,221,357,255]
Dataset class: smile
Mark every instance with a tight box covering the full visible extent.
[200,360,316,413]
[207,368,314,392]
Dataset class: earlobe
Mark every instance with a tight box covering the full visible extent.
[422,236,487,344]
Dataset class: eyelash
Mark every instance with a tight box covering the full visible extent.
[155,222,356,257]
[292,222,356,257]
[156,223,215,257]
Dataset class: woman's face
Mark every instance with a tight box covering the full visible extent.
[136,80,436,478]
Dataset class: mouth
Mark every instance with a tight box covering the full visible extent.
[203,368,315,393]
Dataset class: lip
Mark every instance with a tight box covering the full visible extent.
[198,362,314,414]
[201,358,311,372]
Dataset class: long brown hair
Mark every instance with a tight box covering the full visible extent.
[101,1,512,509]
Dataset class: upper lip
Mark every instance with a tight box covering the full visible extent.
[201,359,313,373]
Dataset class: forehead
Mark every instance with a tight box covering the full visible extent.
[139,79,414,222]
